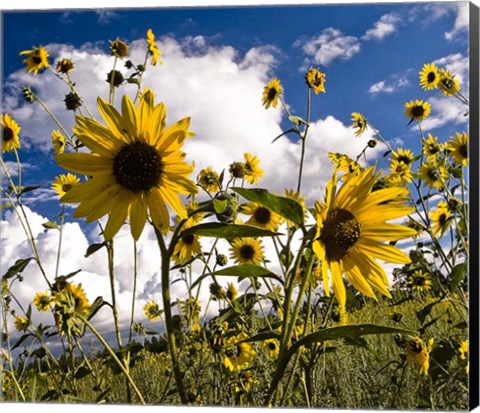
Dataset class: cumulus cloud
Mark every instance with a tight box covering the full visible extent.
[444,2,469,41]
[368,75,409,95]
[363,13,400,41]
[295,28,361,67]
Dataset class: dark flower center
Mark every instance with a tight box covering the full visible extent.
[426,168,439,181]
[438,213,448,226]
[408,340,423,353]
[254,207,272,224]
[62,184,72,192]
[427,72,436,83]
[411,106,425,118]
[113,139,163,193]
[268,342,277,351]
[32,51,43,65]
[319,208,360,261]
[239,244,255,260]
[182,234,195,245]
[267,87,278,100]
[413,276,426,286]
[459,144,468,158]
[427,144,439,155]
[397,155,412,165]
[3,127,13,142]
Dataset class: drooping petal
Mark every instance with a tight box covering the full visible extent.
[55,153,112,175]
[329,260,346,311]
[129,195,148,240]
[147,188,170,231]
[61,175,115,203]
[356,238,411,264]
[103,197,132,240]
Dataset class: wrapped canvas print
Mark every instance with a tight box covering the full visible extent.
[1,1,479,411]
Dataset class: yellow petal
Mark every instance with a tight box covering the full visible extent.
[343,255,377,299]
[147,188,170,231]
[361,223,418,241]
[55,153,112,175]
[74,116,118,155]
[356,204,414,224]
[129,195,148,240]
[103,198,132,240]
[158,186,187,218]
[329,260,346,310]
[97,97,133,143]
[121,95,138,138]
[61,175,115,203]
[357,238,411,264]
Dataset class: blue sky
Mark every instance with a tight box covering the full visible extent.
[0,1,472,338]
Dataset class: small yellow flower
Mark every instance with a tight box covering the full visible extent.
[418,160,449,191]
[56,58,74,74]
[172,231,201,264]
[328,152,362,181]
[33,291,52,312]
[51,130,66,154]
[419,63,439,90]
[388,159,412,184]
[226,282,238,301]
[1,113,21,153]
[223,332,256,372]
[262,78,282,109]
[458,340,468,360]
[391,148,415,166]
[51,173,81,197]
[19,46,50,74]
[197,167,220,193]
[422,134,443,160]
[408,270,432,293]
[242,202,282,232]
[243,153,264,185]
[14,316,29,332]
[405,100,431,122]
[438,68,461,96]
[406,336,434,375]
[263,338,280,359]
[230,237,264,265]
[430,201,451,236]
[110,39,129,58]
[447,132,468,167]
[305,67,326,94]
[144,300,162,321]
[146,29,163,65]
[351,112,367,136]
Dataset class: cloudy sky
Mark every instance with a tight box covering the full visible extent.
[1,0,471,347]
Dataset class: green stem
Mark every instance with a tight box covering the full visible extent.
[106,239,123,349]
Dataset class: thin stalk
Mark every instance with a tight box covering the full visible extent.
[128,240,139,344]
[297,88,311,192]
[106,239,123,349]
[54,206,65,279]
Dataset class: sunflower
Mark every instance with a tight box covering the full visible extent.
[408,270,432,292]
[64,282,90,316]
[418,160,449,190]
[230,237,264,265]
[419,63,439,90]
[144,300,162,321]
[388,160,412,184]
[172,231,202,264]
[404,100,431,122]
[110,39,129,58]
[197,167,220,193]
[406,336,434,375]
[263,338,280,359]
[223,332,256,372]
[1,114,21,153]
[178,297,201,333]
[226,282,238,301]
[422,134,443,160]
[328,152,362,181]
[19,46,49,74]
[51,173,81,197]
[262,78,282,109]
[56,58,74,74]
[430,202,451,237]
[312,167,416,320]
[391,148,415,167]
[447,197,462,212]
[243,153,264,185]
[33,291,52,312]
[56,90,198,241]
[51,130,66,154]
[305,67,326,94]
[447,132,468,167]
[146,29,163,66]
[438,68,460,96]
[241,202,282,232]
[14,316,29,332]
[351,112,367,137]
[459,340,469,374]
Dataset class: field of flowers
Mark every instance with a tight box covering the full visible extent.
[0,28,471,409]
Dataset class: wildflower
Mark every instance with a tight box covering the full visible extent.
[438,68,460,96]
[418,160,449,191]
[63,282,90,315]
[216,253,228,267]
[55,89,198,240]
[110,39,129,58]
[422,134,443,160]
[263,338,280,359]
[312,167,416,320]
[226,282,238,301]
[447,132,468,167]
[106,70,124,87]
[242,202,282,232]
[172,232,201,264]
[430,202,451,237]
[388,160,412,184]
[56,58,74,74]
[262,78,282,109]
[33,291,52,312]
[389,311,403,323]
[22,86,35,103]
[305,67,326,94]
[404,100,431,123]
[459,340,469,373]
[209,283,226,300]
[51,173,80,197]
[243,153,264,185]
[223,332,256,372]
[419,63,439,90]
[351,112,367,136]
[19,46,49,74]
[64,92,82,111]
[230,237,264,265]
[447,197,462,212]
[51,130,66,154]
[406,336,434,375]
[144,301,162,321]
[408,270,432,292]
[197,167,220,193]
[146,29,163,65]
[178,298,201,333]
[328,152,362,181]
[229,161,246,179]
[367,139,377,148]
[1,113,21,153]
[392,148,415,167]
[14,316,29,332]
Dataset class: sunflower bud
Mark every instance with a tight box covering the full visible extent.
[110,39,129,58]
[216,254,228,267]
[229,162,246,179]
[22,86,35,103]
[106,70,124,87]
[64,92,82,111]
[214,192,238,224]
[56,58,74,74]
[367,139,378,148]
[125,60,134,69]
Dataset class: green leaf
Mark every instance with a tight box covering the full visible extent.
[271,128,299,144]
[232,187,304,226]
[344,337,382,361]
[85,242,108,258]
[288,115,309,126]
[12,333,31,350]
[42,221,59,230]
[74,366,92,380]
[416,300,440,324]
[450,262,467,292]
[18,185,41,196]
[181,223,278,239]
[2,257,35,280]
[190,264,281,289]
[213,198,228,214]
[240,331,282,343]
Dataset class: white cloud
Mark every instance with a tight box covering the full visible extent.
[445,2,469,41]
[420,96,468,131]
[368,80,395,95]
[295,28,361,67]
[363,13,400,41]
[433,53,469,87]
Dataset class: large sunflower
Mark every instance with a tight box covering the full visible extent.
[312,167,416,318]
[56,90,198,240]
[223,332,256,372]
[1,113,21,153]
